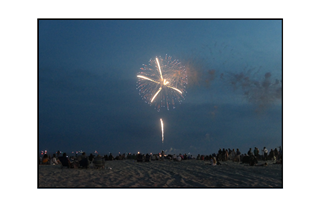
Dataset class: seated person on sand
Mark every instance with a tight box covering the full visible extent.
[52,154,59,165]
[154,154,159,160]
[137,152,143,162]
[200,155,204,160]
[210,157,217,165]
[151,154,156,161]
[274,148,279,160]
[69,156,75,164]
[232,154,240,162]
[104,154,109,161]
[172,154,177,160]
[142,154,146,161]
[93,154,105,168]
[176,156,182,161]
[236,149,241,161]
[268,149,275,161]
[42,154,49,164]
[183,153,187,160]
[229,149,236,161]
[109,153,114,161]
[242,154,258,165]
[222,148,227,161]
[59,153,72,168]
[246,155,258,166]
[208,157,220,165]
[79,152,89,168]
[89,153,94,163]
[145,153,150,162]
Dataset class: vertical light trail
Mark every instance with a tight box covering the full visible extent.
[160,118,164,143]
[156,57,163,81]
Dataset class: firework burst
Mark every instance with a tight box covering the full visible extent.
[137,55,188,111]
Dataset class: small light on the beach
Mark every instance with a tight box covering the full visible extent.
[138,151,140,154]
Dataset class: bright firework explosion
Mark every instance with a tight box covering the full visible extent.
[137,55,188,111]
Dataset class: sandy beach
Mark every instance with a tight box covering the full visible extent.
[38,159,282,188]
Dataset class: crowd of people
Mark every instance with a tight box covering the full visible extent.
[211,146,283,163]
[39,146,282,168]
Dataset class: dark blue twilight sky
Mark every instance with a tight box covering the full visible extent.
[39,20,282,155]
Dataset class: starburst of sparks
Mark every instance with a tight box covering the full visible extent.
[136,55,187,111]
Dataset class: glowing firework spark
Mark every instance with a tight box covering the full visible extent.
[137,75,160,84]
[151,87,162,103]
[137,55,188,111]
[160,118,164,143]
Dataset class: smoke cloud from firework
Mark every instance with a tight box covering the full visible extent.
[179,43,282,113]
[215,68,282,112]
[224,70,282,112]
[179,55,217,91]
[179,42,242,88]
